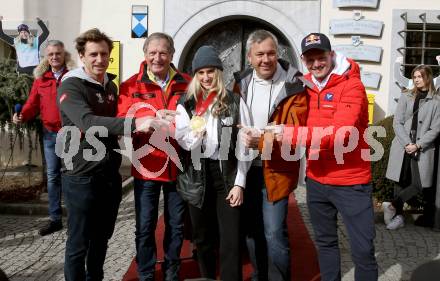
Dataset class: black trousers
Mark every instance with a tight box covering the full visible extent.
[188,160,242,281]
[63,172,122,281]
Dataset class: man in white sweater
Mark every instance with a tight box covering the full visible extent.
[235,30,308,281]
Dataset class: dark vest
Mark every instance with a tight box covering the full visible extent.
[176,90,240,208]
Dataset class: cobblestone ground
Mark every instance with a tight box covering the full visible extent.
[0,190,139,281]
[0,186,439,280]
[294,185,440,281]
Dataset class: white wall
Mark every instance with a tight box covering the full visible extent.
[320,0,440,122]
[3,0,440,120]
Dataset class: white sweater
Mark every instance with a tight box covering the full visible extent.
[245,63,287,130]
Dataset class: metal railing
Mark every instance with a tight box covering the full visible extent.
[397,11,440,79]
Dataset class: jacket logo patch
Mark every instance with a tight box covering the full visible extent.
[305,34,321,46]
[324,92,334,101]
[59,93,67,104]
[96,93,104,103]
[107,94,115,103]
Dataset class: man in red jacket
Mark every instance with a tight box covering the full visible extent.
[300,33,378,281]
[12,39,74,236]
[117,32,191,281]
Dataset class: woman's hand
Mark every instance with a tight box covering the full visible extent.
[226,185,243,207]
[194,129,206,139]
[405,143,419,154]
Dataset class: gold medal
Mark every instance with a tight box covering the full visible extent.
[190,116,206,133]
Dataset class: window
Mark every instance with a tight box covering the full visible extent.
[399,13,440,78]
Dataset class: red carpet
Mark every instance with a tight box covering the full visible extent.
[122,194,320,281]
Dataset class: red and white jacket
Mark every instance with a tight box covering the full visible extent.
[302,53,371,185]
[117,61,191,182]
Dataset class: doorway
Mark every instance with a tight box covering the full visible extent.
[181,18,297,89]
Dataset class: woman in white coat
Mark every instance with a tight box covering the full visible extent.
[385,65,440,230]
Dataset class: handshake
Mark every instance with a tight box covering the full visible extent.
[134,109,179,133]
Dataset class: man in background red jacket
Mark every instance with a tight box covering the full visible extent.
[300,33,378,281]
[13,39,74,236]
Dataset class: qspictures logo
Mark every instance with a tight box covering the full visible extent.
[55,103,387,178]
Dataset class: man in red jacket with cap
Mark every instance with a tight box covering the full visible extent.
[299,33,378,281]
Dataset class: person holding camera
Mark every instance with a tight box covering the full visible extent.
[385,64,440,230]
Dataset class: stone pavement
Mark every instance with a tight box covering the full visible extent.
[0,189,138,281]
[294,186,440,281]
[0,185,439,281]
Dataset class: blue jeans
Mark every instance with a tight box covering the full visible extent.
[43,131,62,222]
[134,179,185,281]
[243,166,290,281]
[306,178,378,281]
[63,173,122,281]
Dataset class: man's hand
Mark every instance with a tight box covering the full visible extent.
[226,185,243,207]
[156,109,179,122]
[12,113,22,124]
[265,124,284,143]
[405,143,418,154]
[150,118,172,131]
[436,55,440,66]
[135,116,170,133]
[0,16,3,21]
[239,125,262,149]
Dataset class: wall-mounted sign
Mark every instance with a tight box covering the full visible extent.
[131,5,148,38]
[333,0,379,8]
[351,35,362,46]
[108,41,120,87]
[361,71,381,89]
[353,10,363,21]
[334,45,382,62]
[330,19,383,37]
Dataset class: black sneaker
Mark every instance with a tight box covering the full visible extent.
[39,220,62,236]
[414,215,434,228]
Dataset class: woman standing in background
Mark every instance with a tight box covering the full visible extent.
[385,65,440,230]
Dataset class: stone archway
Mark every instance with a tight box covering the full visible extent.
[180,17,297,88]
[165,0,321,74]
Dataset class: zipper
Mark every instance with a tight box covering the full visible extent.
[160,84,172,180]
[160,86,168,109]
[317,91,321,109]
[168,156,172,180]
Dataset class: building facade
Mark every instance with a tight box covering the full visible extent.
[1,0,440,122]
